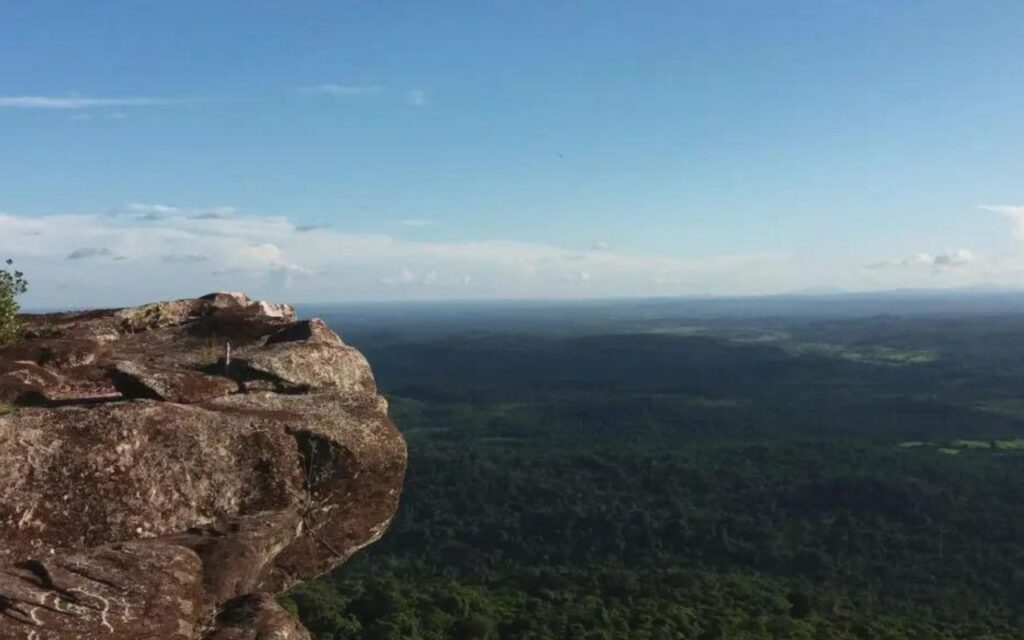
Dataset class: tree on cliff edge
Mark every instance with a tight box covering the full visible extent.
[0,259,28,346]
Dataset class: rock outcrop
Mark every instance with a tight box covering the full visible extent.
[0,293,407,639]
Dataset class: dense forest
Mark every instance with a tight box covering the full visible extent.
[284,299,1024,639]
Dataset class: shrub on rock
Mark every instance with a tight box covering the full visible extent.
[0,258,28,347]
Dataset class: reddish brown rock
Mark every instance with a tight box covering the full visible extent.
[111,361,239,403]
[204,594,311,640]
[0,293,406,639]
[265,318,344,347]
[244,342,376,395]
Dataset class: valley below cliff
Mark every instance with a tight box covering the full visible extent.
[286,299,1024,640]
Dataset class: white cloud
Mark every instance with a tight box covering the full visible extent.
[28,204,1024,303]
[978,204,1024,217]
[406,89,427,107]
[868,249,974,270]
[297,84,383,97]
[119,203,182,220]
[227,242,307,274]
[381,267,418,286]
[979,205,1024,238]
[114,203,237,221]
[0,204,794,307]
[161,253,209,264]
[126,203,181,216]
[0,96,181,109]
[393,218,436,228]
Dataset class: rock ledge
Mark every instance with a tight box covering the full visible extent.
[0,293,406,639]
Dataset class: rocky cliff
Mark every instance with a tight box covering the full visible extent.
[0,293,407,639]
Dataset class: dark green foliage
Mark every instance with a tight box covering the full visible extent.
[284,308,1024,639]
[0,258,28,346]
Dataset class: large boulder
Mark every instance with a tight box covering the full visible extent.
[0,293,406,639]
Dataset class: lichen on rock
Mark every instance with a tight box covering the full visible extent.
[0,293,406,639]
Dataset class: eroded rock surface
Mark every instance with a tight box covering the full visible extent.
[0,293,406,639]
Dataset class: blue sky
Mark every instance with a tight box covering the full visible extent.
[2,1,1024,307]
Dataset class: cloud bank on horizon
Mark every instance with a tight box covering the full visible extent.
[2,203,1023,309]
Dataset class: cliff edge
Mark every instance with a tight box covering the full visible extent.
[0,293,407,639]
